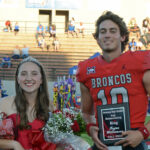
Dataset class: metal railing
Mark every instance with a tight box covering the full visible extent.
[0,20,96,34]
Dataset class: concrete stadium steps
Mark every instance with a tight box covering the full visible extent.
[0,45,99,52]
[0,64,69,81]
[0,32,100,53]
[0,32,99,44]
[0,57,72,81]
[0,32,101,81]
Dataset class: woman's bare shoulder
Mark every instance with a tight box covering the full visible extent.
[0,96,16,114]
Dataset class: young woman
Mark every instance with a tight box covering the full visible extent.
[0,56,61,150]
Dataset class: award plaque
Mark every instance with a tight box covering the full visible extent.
[97,103,130,146]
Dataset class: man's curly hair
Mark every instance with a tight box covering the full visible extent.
[94,11,129,52]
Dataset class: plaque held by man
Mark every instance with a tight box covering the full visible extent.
[97,103,130,147]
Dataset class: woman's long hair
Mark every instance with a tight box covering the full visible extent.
[14,56,53,129]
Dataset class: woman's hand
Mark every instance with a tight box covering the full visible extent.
[90,126,108,150]
[13,141,25,150]
[56,143,66,150]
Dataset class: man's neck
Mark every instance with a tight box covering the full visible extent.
[102,50,122,62]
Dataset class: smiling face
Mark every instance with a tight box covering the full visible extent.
[17,62,42,95]
[97,19,125,53]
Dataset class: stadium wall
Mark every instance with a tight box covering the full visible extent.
[0,0,150,32]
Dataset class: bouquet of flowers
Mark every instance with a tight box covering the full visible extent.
[44,109,73,143]
[63,107,86,136]
[0,112,15,140]
[43,108,90,150]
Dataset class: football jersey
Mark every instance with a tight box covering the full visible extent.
[76,50,150,128]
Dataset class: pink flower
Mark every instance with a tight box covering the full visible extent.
[53,110,62,114]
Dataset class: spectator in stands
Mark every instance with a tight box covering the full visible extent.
[128,17,136,28]
[76,22,85,37]
[35,23,45,41]
[21,44,29,59]
[128,18,141,38]
[142,17,149,34]
[136,38,144,50]
[44,25,51,36]
[130,25,141,38]
[0,80,8,98]
[37,35,47,51]
[45,25,49,34]
[14,22,19,36]
[50,24,56,38]
[0,80,7,98]
[71,17,76,31]
[1,90,8,98]
[53,37,60,52]
[46,44,50,51]
[1,55,12,68]
[46,39,51,51]
[12,45,21,59]
[4,20,12,32]
[128,38,137,51]
[140,29,150,48]
[67,21,76,37]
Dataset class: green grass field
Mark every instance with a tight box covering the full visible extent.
[81,115,150,146]
[80,132,93,146]
[145,115,150,124]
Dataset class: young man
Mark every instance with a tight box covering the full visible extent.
[76,11,150,150]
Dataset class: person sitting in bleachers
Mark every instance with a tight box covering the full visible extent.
[140,29,150,48]
[76,22,85,38]
[53,37,60,52]
[136,38,145,50]
[45,25,49,34]
[35,23,45,41]
[37,35,47,51]
[128,38,137,51]
[21,44,29,59]
[14,22,19,36]
[12,45,21,59]
[128,18,141,38]
[3,20,12,32]
[49,24,56,38]
[1,55,12,68]
[67,21,76,37]
[0,80,8,98]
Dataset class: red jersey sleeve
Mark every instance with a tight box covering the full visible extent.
[143,50,150,71]
[131,51,150,72]
[76,60,87,84]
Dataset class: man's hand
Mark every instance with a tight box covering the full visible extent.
[115,130,144,148]
[90,126,108,150]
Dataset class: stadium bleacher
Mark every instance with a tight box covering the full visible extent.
[0,32,100,81]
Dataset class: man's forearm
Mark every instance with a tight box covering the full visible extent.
[82,112,96,124]
[145,120,150,133]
